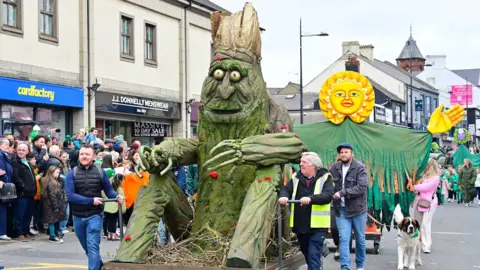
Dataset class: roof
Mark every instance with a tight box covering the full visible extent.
[193,0,229,12]
[270,93,319,111]
[365,76,405,103]
[452,69,480,86]
[396,34,425,60]
[356,53,438,93]
[267,87,282,95]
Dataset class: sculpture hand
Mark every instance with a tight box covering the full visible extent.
[204,132,306,178]
[139,138,198,175]
[427,104,465,135]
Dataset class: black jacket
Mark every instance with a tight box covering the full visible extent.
[12,156,37,198]
[280,168,334,234]
[40,156,62,174]
[330,159,368,218]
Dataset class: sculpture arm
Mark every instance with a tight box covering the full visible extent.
[204,133,306,175]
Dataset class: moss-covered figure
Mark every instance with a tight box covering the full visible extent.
[114,3,306,267]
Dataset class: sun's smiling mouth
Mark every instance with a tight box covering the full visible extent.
[341,100,354,107]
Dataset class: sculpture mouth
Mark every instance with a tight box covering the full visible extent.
[341,100,354,107]
[208,109,242,115]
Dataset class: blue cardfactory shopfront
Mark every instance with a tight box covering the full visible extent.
[0,76,84,140]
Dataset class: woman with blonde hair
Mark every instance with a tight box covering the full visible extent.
[409,159,440,254]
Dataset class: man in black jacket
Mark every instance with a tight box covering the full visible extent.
[331,143,368,270]
[12,143,37,241]
[279,152,334,270]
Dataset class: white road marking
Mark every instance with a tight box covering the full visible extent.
[473,266,480,268]
[432,232,472,235]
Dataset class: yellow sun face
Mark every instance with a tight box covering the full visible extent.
[319,71,375,124]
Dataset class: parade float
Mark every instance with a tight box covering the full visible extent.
[104,3,465,269]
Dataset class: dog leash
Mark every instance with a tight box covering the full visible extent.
[367,213,390,228]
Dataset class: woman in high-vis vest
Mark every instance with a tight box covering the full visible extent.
[279,152,334,270]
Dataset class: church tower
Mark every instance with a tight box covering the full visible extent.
[396,25,426,72]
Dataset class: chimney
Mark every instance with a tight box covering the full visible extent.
[342,41,360,57]
[345,55,360,73]
[360,44,374,60]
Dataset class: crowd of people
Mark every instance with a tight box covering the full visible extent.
[0,127,200,249]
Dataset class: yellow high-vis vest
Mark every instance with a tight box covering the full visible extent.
[289,173,331,228]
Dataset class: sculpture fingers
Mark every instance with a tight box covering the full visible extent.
[208,157,240,172]
[160,158,173,176]
[203,149,237,168]
[227,165,239,182]
[209,140,237,156]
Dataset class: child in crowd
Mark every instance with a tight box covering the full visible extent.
[102,174,126,240]
[41,166,67,243]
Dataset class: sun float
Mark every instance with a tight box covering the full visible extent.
[295,71,465,224]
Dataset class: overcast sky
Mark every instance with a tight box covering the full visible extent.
[210,0,480,88]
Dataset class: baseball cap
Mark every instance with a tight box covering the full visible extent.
[337,142,353,153]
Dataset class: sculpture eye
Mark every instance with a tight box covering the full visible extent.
[335,92,344,97]
[350,92,359,97]
[230,71,242,82]
[213,69,225,80]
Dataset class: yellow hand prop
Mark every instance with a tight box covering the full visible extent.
[427,104,465,135]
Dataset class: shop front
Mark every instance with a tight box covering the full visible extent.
[95,92,181,146]
[0,76,84,140]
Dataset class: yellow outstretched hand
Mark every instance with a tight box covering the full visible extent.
[427,104,465,135]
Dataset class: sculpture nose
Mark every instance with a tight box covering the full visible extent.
[217,73,235,99]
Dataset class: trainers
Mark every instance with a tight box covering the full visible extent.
[29,228,38,235]
[14,235,28,242]
[334,248,340,261]
[61,230,69,234]
[49,236,64,243]
[0,235,11,241]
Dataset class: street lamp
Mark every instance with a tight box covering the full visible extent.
[299,18,328,124]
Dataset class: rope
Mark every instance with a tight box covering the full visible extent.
[367,213,390,228]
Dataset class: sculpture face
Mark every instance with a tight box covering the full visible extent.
[330,81,365,116]
[319,71,375,124]
[201,57,265,123]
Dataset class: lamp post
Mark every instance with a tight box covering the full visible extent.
[299,18,328,124]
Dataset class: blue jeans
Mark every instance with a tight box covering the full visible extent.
[13,197,34,237]
[59,204,70,232]
[296,230,326,270]
[336,208,367,270]
[73,214,103,270]
[0,203,7,236]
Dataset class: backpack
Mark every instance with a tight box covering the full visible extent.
[0,183,17,203]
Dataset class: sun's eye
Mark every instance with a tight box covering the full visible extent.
[213,69,225,80]
[350,92,359,97]
[230,71,242,82]
[335,92,344,97]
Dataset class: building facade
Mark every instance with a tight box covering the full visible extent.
[89,0,224,145]
[0,0,84,140]
[0,0,224,143]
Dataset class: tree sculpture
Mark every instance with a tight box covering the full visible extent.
[114,3,306,268]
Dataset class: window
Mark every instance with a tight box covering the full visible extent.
[39,0,57,41]
[432,98,437,112]
[2,0,21,31]
[120,15,134,60]
[426,96,431,116]
[144,22,156,65]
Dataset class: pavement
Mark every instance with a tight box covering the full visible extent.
[0,201,478,270]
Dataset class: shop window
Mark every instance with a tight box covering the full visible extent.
[1,105,33,120]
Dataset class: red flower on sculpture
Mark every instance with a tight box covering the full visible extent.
[215,56,222,62]
[167,134,172,137]
[204,205,210,209]
[280,125,288,130]
[125,235,131,241]
[257,179,262,183]
[265,176,271,181]
[233,222,238,229]
[209,171,219,179]
[295,135,300,139]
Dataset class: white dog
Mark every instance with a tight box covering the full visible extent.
[393,204,422,270]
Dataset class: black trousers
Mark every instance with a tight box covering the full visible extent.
[104,212,118,233]
[330,208,339,247]
[448,190,457,200]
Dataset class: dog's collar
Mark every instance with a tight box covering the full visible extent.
[397,229,420,239]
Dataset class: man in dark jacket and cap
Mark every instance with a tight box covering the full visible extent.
[331,142,368,270]
[279,152,334,270]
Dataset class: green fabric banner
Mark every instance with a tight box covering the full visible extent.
[294,118,433,223]
[452,144,480,168]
